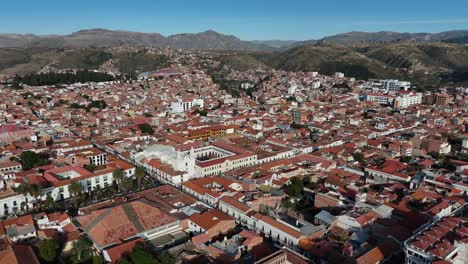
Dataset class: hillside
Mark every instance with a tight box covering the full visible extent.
[315,30,468,46]
[2,29,468,52]
[0,47,170,76]
[0,29,271,51]
[253,42,468,87]
[2,41,468,88]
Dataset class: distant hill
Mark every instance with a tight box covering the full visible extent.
[251,40,299,48]
[287,30,468,47]
[2,29,468,88]
[0,29,272,51]
[252,41,468,87]
[2,29,468,51]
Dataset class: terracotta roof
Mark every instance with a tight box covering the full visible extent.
[0,240,18,264]
[356,240,398,264]
[76,200,177,248]
[104,238,144,264]
[220,196,251,213]
[189,209,234,232]
[259,215,302,239]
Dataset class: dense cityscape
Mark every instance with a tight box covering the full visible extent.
[0,44,466,264]
[1,1,468,263]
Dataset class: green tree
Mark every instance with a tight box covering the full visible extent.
[69,181,82,197]
[87,100,107,111]
[92,255,104,264]
[85,164,97,172]
[42,194,56,211]
[69,181,82,207]
[138,123,154,135]
[39,239,56,263]
[353,152,367,166]
[353,152,365,163]
[400,156,412,163]
[252,171,262,179]
[113,168,125,192]
[19,151,51,170]
[16,182,30,198]
[442,157,456,171]
[286,177,304,198]
[120,177,134,194]
[129,246,157,264]
[428,151,443,160]
[28,184,43,209]
[69,238,94,264]
[135,167,145,190]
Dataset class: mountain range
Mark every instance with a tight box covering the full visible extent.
[1,29,468,50]
[2,29,468,88]
[0,29,272,51]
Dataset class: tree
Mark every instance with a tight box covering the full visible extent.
[400,156,412,163]
[286,177,304,198]
[69,238,94,264]
[93,255,104,264]
[113,168,125,192]
[29,184,43,209]
[19,151,51,170]
[353,152,365,163]
[138,123,154,135]
[85,164,97,172]
[69,181,82,207]
[428,151,443,160]
[42,194,56,212]
[16,182,30,198]
[252,172,262,179]
[39,239,56,263]
[353,152,367,166]
[120,177,134,195]
[87,100,107,112]
[135,167,145,190]
[129,246,156,264]
[442,157,456,171]
[69,181,82,197]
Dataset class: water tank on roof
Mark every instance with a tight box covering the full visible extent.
[462,139,468,149]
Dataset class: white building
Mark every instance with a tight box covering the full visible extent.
[311,81,321,89]
[394,92,422,109]
[404,205,467,264]
[383,79,411,91]
[288,84,297,95]
[135,141,257,184]
[171,98,204,113]
[335,72,345,78]
[253,214,303,247]
[365,93,396,106]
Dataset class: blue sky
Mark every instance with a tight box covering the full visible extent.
[3,0,468,40]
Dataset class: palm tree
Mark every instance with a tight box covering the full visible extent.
[28,184,43,210]
[69,181,82,207]
[112,168,124,192]
[69,181,82,197]
[134,167,145,190]
[120,177,133,195]
[20,201,27,212]
[42,194,56,212]
[15,182,31,210]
